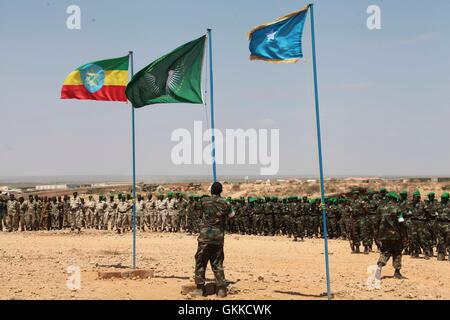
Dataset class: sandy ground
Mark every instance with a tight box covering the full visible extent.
[0,230,448,300]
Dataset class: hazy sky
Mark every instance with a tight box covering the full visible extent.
[1,0,450,179]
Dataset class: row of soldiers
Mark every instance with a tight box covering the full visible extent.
[0,188,449,261]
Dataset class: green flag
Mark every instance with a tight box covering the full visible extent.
[126,35,206,108]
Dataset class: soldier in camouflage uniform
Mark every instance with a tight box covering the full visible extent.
[38,196,49,230]
[349,190,368,254]
[326,198,339,239]
[84,196,96,229]
[424,192,438,256]
[143,194,154,232]
[436,192,450,261]
[176,193,188,232]
[18,196,26,231]
[252,197,264,235]
[262,197,275,236]
[6,194,20,232]
[292,196,305,241]
[191,182,234,298]
[375,192,407,279]
[0,195,6,231]
[67,193,80,231]
[103,195,117,230]
[116,194,129,234]
[410,191,432,258]
[50,197,60,230]
[95,195,106,230]
[136,194,145,231]
[366,191,379,251]
[398,191,413,255]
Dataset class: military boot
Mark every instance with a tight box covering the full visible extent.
[190,285,206,297]
[354,246,360,254]
[217,287,227,298]
[437,253,445,261]
[364,246,370,254]
[393,269,404,279]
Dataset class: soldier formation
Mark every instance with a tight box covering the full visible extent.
[0,188,449,262]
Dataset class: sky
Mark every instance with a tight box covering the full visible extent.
[1,0,450,179]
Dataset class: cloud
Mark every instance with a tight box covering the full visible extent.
[400,32,439,46]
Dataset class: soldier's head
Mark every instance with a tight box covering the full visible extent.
[63,195,68,201]
[80,198,85,204]
[427,192,435,201]
[167,191,173,199]
[367,190,374,199]
[137,194,142,201]
[34,195,39,201]
[387,192,399,203]
[89,195,93,200]
[351,190,359,199]
[400,190,407,200]
[52,196,57,203]
[412,191,420,202]
[110,195,114,201]
[73,192,78,198]
[441,192,449,203]
[9,194,15,201]
[57,196,62,201]
[147,193,152,201]
[210,182,223,196]
[19,196,24,203]
[126,194,131,201]
[379,188,387,196]
[29,194,34,201]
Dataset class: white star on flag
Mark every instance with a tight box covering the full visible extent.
[266,30,276,41]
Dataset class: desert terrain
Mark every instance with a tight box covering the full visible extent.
[0,229,448,300]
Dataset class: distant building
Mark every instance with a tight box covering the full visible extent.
[35,184,68,191]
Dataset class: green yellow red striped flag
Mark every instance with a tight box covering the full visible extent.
[61,55,129,102]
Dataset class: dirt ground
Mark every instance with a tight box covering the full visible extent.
[0,230,449,300]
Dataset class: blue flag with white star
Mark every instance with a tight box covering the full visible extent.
[248,6,309,63]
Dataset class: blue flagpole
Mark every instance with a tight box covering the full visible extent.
[129,50,137,270]
[309,3,331,300]
[207,28,217,183]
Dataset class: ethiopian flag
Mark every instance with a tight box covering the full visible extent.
[61,55,129,102]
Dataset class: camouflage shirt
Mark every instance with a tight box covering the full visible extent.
[197,195,233,245]
[376,203,407,241]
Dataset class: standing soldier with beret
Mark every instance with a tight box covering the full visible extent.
[190,182,235,298]
[375,192,408,279]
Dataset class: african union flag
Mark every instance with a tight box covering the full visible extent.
[61,55,129,102]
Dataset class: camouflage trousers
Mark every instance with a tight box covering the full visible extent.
[262,214,274,236]
[411,220,432,254]
[71,211,83,230]
[326,217,338,239]
[194,242,226,288]
[360,216,373,247]
[6,213,19,231]
[436,222,450,256]
[169,212,178,231]
[294,216,305,239]
[102,211,114,230]
[350,217,363,247]
[51,213,60,229]
[377,240,403,269]
[252,214,263,235]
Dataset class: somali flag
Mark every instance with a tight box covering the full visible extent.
[248,6,309,63]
